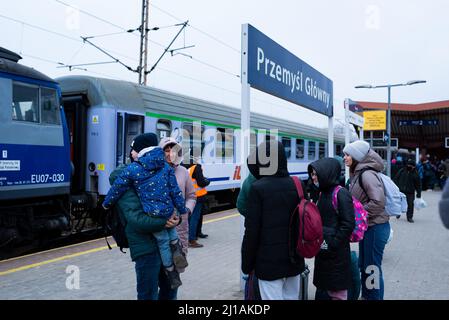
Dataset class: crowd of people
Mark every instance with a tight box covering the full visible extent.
[392,153,449,192]
[101,131,447,301]
[239,139,402,300]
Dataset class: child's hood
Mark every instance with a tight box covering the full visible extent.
[138,147,166,170]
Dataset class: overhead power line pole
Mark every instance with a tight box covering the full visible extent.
[138,0,150,85]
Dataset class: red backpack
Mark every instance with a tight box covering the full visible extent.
[289,176,323,259]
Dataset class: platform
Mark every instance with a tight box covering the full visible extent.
[1,190,448,300]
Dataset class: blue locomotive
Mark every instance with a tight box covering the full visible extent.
[0,48,72,249]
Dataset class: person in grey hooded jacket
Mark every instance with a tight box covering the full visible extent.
[343,140,390,301]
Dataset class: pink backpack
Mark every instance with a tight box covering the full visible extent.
[331,185,368,243]
[289,176,323,259]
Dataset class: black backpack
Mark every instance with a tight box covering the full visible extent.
[104,205,129,253]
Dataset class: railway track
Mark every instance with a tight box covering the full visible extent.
[0,204,236,261]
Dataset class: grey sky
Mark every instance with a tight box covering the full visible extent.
[1,0,448,128]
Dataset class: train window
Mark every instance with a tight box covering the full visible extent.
[127,116,142,135]
[125,114,144,163]
[157,119,171,140]
[216,127,234,162]
[182,123,205,162]
[116,113,124,166]
[265,134,275,143]
[319,142,325,158]
[335,144,343,156]
[282,137,291,159]
[12,83,39,123]
[296,139,304,160]
[308,141,317,160]
[41,88,61,125]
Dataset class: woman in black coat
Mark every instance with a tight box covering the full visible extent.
[308,158,355,300]
[241,140,306,300]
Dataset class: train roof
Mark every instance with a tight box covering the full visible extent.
[57,75,345,142]
[0,48,56,84]
[0,47,22,62]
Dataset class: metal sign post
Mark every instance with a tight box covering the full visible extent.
[240,24,250,291]
[344,98,365,181]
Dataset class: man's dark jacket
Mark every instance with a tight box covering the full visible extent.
[110,165,166,261]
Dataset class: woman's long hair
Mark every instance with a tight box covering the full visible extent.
[350,159,359,174]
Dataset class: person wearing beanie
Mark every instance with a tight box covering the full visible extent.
[103,132,189,295]
[440,180,449,229]
[159,137,196,264]
[343,140,390,300]
[393,158,422,223]
[343,140,370,162]
[130,132,159,157]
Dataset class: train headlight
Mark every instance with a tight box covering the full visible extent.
[88,162,96,172]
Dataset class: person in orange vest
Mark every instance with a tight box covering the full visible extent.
[187,163,210,248]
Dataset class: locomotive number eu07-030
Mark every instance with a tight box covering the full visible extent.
[31,174,65,183]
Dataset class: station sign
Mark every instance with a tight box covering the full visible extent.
[348,101,364,113]
[247,24,333,116]
[367,138,398,148]
[345,99,364,127]
[398,119,438,126]
[363,110,386,131]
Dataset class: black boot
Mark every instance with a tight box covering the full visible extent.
[170,240,188,269]
[165,267,182,290]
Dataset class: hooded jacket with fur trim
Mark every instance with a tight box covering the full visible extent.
[349,149,389,226]
[159,137,196,256]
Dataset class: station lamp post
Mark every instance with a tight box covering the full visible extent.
[355,80,426,177]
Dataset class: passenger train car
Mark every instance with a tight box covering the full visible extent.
[0,47,346,250]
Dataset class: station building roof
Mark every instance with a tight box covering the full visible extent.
[356,100,449,151]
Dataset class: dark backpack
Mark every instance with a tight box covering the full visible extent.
[289,176,323,259]
[104,205,129,253]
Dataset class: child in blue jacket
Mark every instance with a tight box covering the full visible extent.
[103,133,188,290]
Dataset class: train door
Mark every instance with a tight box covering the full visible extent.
[61,94,88,194]
[115,112,144,166]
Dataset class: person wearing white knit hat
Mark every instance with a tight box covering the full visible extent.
[343,140,390,301]
[342,140,370,162]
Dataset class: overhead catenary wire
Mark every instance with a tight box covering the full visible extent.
[81,36,138,73]
[2,8,339,121]
[22,52,129,81]
[0,13,138,64]
[1,10,241,95]
[57,61,118,71]
[54,0,132,34]
[150,3,241,54]
[48,2,242,79]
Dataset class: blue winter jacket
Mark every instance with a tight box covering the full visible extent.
[102,147,187,218]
